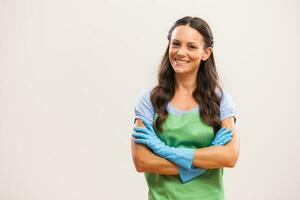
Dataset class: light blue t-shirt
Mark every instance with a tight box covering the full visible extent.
[134,88,237,124]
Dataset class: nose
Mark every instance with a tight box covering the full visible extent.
[176,47,187,57]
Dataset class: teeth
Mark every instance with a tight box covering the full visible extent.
[175,59,189,64]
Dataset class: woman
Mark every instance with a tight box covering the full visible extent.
[131,16,240,200]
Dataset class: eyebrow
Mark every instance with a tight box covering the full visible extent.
[171,39,199,45]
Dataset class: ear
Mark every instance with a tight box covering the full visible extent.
[202,47,213,61]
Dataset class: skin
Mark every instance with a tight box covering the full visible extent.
[131,25,240,174]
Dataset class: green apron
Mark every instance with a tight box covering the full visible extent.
[144,111,224,200]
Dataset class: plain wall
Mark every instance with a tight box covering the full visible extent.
[1,0,300,199]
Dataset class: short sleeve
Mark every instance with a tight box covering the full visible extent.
[134,88,155,125]
[219,90,237,123]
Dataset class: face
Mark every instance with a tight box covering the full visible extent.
[168,25,211,75]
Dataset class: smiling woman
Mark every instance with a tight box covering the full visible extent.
[131,16,239,200]
[169,26,212,75]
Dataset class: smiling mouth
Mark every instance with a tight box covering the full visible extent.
[174,58,190,65]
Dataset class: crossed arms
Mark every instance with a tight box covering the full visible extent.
[131,116,240,175]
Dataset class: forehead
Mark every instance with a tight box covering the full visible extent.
[170,25,204,44]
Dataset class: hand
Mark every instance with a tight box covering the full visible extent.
[132,117,233,183]
[179,127,233,183]
[211,127,233,146]
[132,118,195,170]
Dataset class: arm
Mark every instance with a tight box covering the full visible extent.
[131,119,179,175]
[192,117,240,169]
[133,117,235,183]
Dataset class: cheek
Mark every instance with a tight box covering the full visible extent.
[189,52,202,61]
[169,49,176,59]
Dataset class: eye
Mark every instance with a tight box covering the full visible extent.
[171,42,180,47]
[188,45,198,49]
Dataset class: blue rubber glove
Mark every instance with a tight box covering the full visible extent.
[132,118,195,170]
[132,118,233,182]
[211,127,233,146]
[179,127,233,183]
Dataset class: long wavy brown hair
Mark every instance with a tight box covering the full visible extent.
[150,16,224,133]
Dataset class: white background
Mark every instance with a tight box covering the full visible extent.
[1,0,300,199]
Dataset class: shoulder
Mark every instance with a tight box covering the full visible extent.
[220,90,235,105]
[216,89,237,123]
[135,88,153,110]
[137,88,152,100]
[134,87,155,124]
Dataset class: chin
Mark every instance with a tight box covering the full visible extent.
[173,68,188,74]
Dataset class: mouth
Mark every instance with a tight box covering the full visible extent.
[174,58,190,66]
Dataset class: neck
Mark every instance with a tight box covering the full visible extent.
[175,72,197,96]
